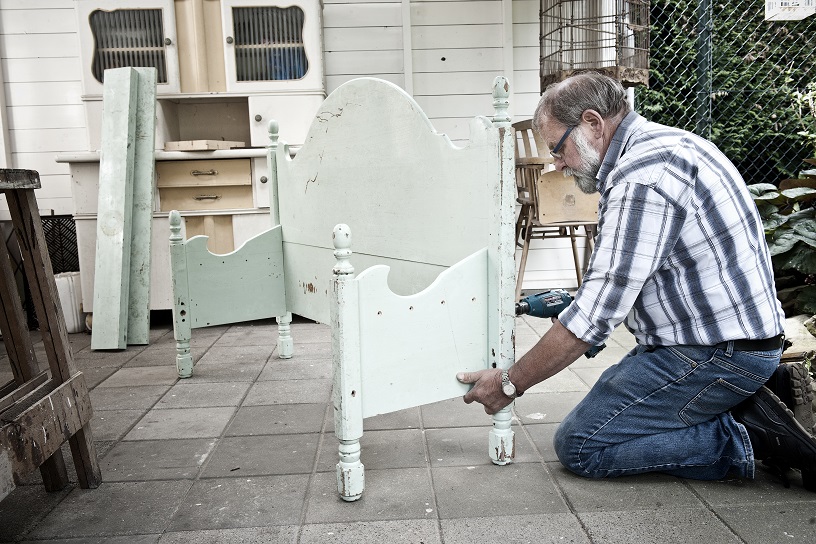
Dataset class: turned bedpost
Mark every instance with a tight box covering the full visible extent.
[488,75,517,465]
[169,210,193,378]
[331,223,365,501]
[267,119,294,359]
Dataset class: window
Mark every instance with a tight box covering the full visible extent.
[88,8,169,84]
[231,6,309,82]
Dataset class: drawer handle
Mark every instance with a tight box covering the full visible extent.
[190,169,218,176]
[193,194,221,201]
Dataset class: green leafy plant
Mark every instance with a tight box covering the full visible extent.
[748,182,816,314]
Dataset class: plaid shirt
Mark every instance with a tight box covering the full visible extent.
[559,112,785,347]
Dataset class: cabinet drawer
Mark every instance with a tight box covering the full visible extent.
[158,185,253,211]
[156,159,251,188]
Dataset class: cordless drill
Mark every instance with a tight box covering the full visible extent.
[515,289,606,358]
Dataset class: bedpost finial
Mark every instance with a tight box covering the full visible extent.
[332,224,354,276]
[492,76,511,127]
[169,210,182,242]
[267,119,279,148]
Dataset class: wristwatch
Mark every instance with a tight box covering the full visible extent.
[501,370,523,399]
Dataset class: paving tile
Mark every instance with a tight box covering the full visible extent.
[0,483,74,541]
[716,500,816,543]
[522,368,590,394]
[289,321,331,343]
[549,462,702,512]
[96,366,179,388]
[156,381,251,408]
[26,481,192,539]
[305,468,436,524]
[686,467,816,505]
[201,434,319,477]
[91,409,146,441]
[521,422,560,462]
[167,474,309,531]
[212,321,279,347]
[79,366,119,390]
[257,357,332,381]
[72,346,143,368]
[578,507,740,544]
[299,519,441,544]
[125,407,236,440]
[440,513,590,544]
[226,404,327,436]
[89,385,171,411]
[124,345,183,368]
[158,527,297,544]
[242,378,331,406]
[19,536,160,544]
[288,342,330,358]
[420,397,496,429]
[188,358,267,383]
[512,391,588,425]
[425,426,540,467]
[316,429,426,473]
[432,463,569,519]
[101,439,217,481]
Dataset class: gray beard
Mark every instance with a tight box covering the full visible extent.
[565,128,602,194]
[566,169,599,194]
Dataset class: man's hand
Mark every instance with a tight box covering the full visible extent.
[457,368,513,415]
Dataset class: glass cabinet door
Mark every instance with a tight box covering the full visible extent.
[222,0,324,93]
[77,0,181,96]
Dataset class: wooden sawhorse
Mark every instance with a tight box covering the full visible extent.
[0,169,100,500]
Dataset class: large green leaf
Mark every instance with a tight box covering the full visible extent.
[768,229,799,255]
[752,191,784,205]
[777,243,816,274]
[796,285,816,315]
[763,212,790,231]
[748,183,780,197]
[793,221,816,248]
[781,187,816,202]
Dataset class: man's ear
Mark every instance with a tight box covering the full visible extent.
[581,109,605,139]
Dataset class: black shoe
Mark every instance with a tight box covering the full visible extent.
[731,386,816,489]
[765,360,815,434]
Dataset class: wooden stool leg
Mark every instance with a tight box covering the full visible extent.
[6,189,101,489]
[568,227,582,286]
[0,230,70,491]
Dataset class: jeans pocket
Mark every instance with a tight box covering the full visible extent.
[679,377,757,426]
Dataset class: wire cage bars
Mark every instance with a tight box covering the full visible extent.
[540,0,650,91]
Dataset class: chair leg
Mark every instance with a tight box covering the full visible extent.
[514,204,529,248]
[582,224,596,276]
[516,225,533,301]
[568,227,582,286]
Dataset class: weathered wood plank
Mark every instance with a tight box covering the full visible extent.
[0,230,39,384]
[91,68,138,350]
[0,373,94,489]
[126,68,157,346]
[0,169,40,190]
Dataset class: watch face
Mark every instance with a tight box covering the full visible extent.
[502,382,515,397]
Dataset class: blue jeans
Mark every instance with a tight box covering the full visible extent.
[554,342,782,480]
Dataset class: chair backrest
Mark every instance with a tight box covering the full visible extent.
[536,170,599,225]
[512,119,552,207]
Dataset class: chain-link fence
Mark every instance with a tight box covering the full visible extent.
[636,0,816,186]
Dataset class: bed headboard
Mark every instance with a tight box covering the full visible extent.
[269,77,515,324]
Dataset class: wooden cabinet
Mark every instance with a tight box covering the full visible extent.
[66,0,325,313]
[156,159,254,254]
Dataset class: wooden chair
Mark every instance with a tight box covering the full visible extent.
[512,120,599,299]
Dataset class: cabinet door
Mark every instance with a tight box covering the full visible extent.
[221,0,325,93]
[76,0,181,96]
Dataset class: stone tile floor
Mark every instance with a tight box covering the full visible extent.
[1,313,816,543]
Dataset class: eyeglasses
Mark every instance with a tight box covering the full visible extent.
[549,126,574,159]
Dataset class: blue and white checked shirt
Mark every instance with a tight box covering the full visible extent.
[559,112,785,347]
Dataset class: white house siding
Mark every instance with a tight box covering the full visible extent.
[0,0,587,291]
[0,0,85,218]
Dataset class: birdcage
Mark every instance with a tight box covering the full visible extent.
[540,0,650,92]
